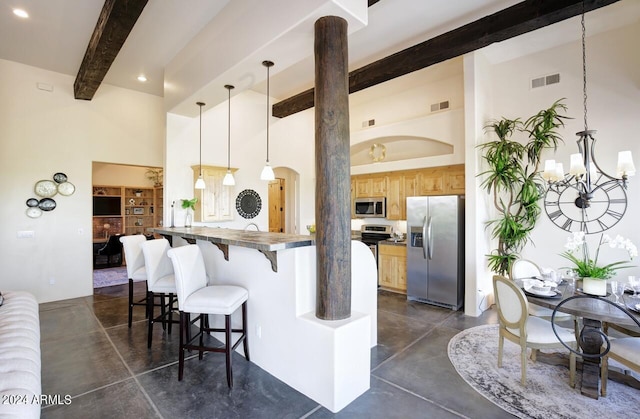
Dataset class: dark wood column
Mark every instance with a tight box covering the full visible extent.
[314,16,351,320]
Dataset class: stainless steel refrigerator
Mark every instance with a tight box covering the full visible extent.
[406,195,464,310]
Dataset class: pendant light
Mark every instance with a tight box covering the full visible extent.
[260,60,276,181]
[222,84,236,186]
[194,101,206,189]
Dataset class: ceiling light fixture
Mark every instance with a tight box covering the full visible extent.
[13,9,28,18]
[260,60,276,181]
[542,3,634,234]
[194,102,206,190]
[223,85,236,186]
[137,75,147,82]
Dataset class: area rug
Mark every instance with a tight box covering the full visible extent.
[93,266,128,288]
[448,324,640,419]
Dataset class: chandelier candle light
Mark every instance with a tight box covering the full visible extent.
[260,60,275,181]
[223,85,235,186]
[542,7,634,235]
[194,102,206,190]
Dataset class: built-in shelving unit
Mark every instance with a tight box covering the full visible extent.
[92,185,163,238]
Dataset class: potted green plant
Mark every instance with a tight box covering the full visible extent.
[181,198,197,228]
[478,99,569,276]
[560,231,636,295]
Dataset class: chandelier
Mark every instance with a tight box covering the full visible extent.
[542,5,634,235]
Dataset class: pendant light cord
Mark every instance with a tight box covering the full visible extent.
[198,102,204,176]
[266,64,270,163]
[225,85,234,171]
[581,2,588,132]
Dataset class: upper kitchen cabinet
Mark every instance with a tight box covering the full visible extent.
[192,165,236,222]
[386,174,404,220]
[354,175,387,198]
[417,168,445,195]
[444,165,465,195]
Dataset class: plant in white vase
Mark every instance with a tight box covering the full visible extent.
[181,198,197,228]
[560,231,637,296]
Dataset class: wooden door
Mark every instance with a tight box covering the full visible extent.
[268,178,285,233]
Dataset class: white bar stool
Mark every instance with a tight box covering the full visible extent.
[167,244,249,387]
[140,238,178,348]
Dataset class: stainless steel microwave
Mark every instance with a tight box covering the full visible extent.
[354,197,386,218]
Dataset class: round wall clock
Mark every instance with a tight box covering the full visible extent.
[544,178,627,234]
[236,189,261,219]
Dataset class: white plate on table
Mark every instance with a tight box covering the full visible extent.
[523,288,560,298]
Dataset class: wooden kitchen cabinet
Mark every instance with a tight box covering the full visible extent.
[385,174,404,220]
[192,165,236,222]
[445,165,465,195]
[378,243,407,293]
[417,168,445,195]
[354,176,387,198]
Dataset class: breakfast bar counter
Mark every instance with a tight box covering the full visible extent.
[148,226,378,413]
[150,227,315,272]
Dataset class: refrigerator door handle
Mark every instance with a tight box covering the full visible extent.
[422,216,427,259]
[427,216,434,259]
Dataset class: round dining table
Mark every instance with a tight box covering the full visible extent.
[518,279,640,399]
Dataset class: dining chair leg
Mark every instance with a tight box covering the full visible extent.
[569,351,576,388]
[520,347,527,386]
[600,355,608,396]
[242,302,250,361]
[226,314,233,388]
[530,349,538,362]
[178,311,187,381]
[497,334,504,368]
[128,279,134,328]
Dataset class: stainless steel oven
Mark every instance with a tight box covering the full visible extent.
[360,224,393,266]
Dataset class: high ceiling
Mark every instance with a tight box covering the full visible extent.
[1,0,639,116]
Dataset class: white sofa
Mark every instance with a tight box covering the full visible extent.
[0,291,41,418]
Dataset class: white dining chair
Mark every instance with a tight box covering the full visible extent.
[510,259,579,343]
[140,238,178,349]
[493,275,577,386]
[600,337,640,396]
[167,244,249,387]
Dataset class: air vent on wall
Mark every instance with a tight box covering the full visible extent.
[430,100,449,112]
[531,73,560,89]
[361,119,375,128]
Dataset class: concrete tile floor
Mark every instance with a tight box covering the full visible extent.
[40,286,513,418]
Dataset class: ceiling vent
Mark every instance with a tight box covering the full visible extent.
[361,119,375,128]
[531,73,560,89]
[430,101,449,112]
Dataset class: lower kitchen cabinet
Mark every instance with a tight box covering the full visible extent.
[378,243,407,293]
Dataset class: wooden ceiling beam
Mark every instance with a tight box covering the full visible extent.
[74,0,148,100]
[272,0,620,118]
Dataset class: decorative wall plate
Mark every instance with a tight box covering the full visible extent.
[57,181,75,196]
[26,207,42,218]
[38,198,56,211]
[53,172,68,183]
[26,198,39,207]
[236,189,261,219]
[34,180,58,197]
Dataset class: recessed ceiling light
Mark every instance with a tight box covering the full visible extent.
[137,75,147,82]
[13,8,29,18]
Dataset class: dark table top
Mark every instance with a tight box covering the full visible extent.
[517,279,640,328]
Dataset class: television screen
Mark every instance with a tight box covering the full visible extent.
[93,196,122,216]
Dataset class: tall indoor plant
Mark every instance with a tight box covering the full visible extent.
[478,99,569,276]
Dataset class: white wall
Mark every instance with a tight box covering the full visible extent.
[165,90,317,233]
[0,59,165,302]
[481,22,640,282]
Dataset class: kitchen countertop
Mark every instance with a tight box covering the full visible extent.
[379,239,407,246]
[149,226,316,272]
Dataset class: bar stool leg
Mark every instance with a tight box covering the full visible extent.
[226,314,233,387]
[147,290,155,349]
[179,311,187,381]
[242,302,250,361]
